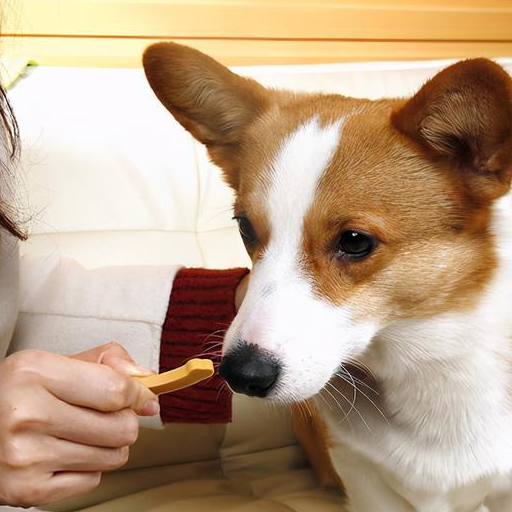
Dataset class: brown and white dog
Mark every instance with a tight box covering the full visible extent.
[143,43,512,512]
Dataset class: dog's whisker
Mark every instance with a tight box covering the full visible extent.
[212,322,231,329]
[203,338,225,345]
[324,382,353,420]
[334,370,389,426]
[207,329,227,337]
[318,392,333,412]
[335,371,378,403]
[190,351,222,359]
[202,349,223,355]
[326,381,371,433]
[320,386,355,435]
[337,366,379,396]
[303,399,314,418]
[214,380,231,403]
[203,341,225,349]
[186,351,222,362]
[338,376,388,426]
[296,401,308,423]
[335,368,358,413]
[203,330,227,343]
[322,384,350,422]
[345,359,377,382]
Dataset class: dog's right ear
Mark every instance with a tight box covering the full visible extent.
[143,43,270,188]
[392,59,512,203]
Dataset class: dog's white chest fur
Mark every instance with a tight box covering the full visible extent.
[316,195,512,512]
[320,341,512,512]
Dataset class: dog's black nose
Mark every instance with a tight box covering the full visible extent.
[219,343,280,398]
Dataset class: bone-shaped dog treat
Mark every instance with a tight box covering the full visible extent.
[133,358,214,395]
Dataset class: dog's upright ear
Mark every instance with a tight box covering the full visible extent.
[392,59,512,203]
[143,42,270,188]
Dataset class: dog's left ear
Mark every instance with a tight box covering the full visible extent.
[143,42,271,189]
[392,59,512,202]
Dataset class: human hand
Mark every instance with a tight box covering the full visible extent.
[0,343,158,507]
[72,341,155,378]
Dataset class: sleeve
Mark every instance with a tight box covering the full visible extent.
[10,254,179,374]
[159,267,249,424]
[11,254,248,427]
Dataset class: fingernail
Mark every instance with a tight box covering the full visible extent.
[141,400,160,416]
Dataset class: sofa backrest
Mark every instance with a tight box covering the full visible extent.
[11,58,512,269]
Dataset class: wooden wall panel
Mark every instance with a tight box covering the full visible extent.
[2,0,512,66]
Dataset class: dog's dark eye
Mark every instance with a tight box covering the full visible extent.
[337,230,376,259]
[234,216,257,246]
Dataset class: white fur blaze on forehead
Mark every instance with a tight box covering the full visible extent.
[266,116,343,252]
[223,115,380,402]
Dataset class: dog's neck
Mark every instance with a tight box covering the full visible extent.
[323,195,512,496]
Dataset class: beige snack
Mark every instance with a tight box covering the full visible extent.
[134,358,214,395]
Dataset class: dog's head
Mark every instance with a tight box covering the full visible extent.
[144,44,512,402]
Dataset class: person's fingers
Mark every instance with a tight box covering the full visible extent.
[136,398,161,417]
[8,350,158,414]
[38,472,102,506]
[71,342,154,376]
[100,351,155,377]
[0,471,102,509]
[0,431,130,473]
[50,362,158,414]
[71,341,124,363]
[41,398,140,448]
[46,437,130,472]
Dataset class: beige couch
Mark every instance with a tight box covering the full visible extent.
[7,57,512,512]
[50,396,347,511]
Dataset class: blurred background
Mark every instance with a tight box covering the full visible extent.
[2,0,512,68]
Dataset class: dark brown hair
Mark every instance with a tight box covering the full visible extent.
[0,80,26,240]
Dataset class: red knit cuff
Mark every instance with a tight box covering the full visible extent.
[159,267,249,424]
